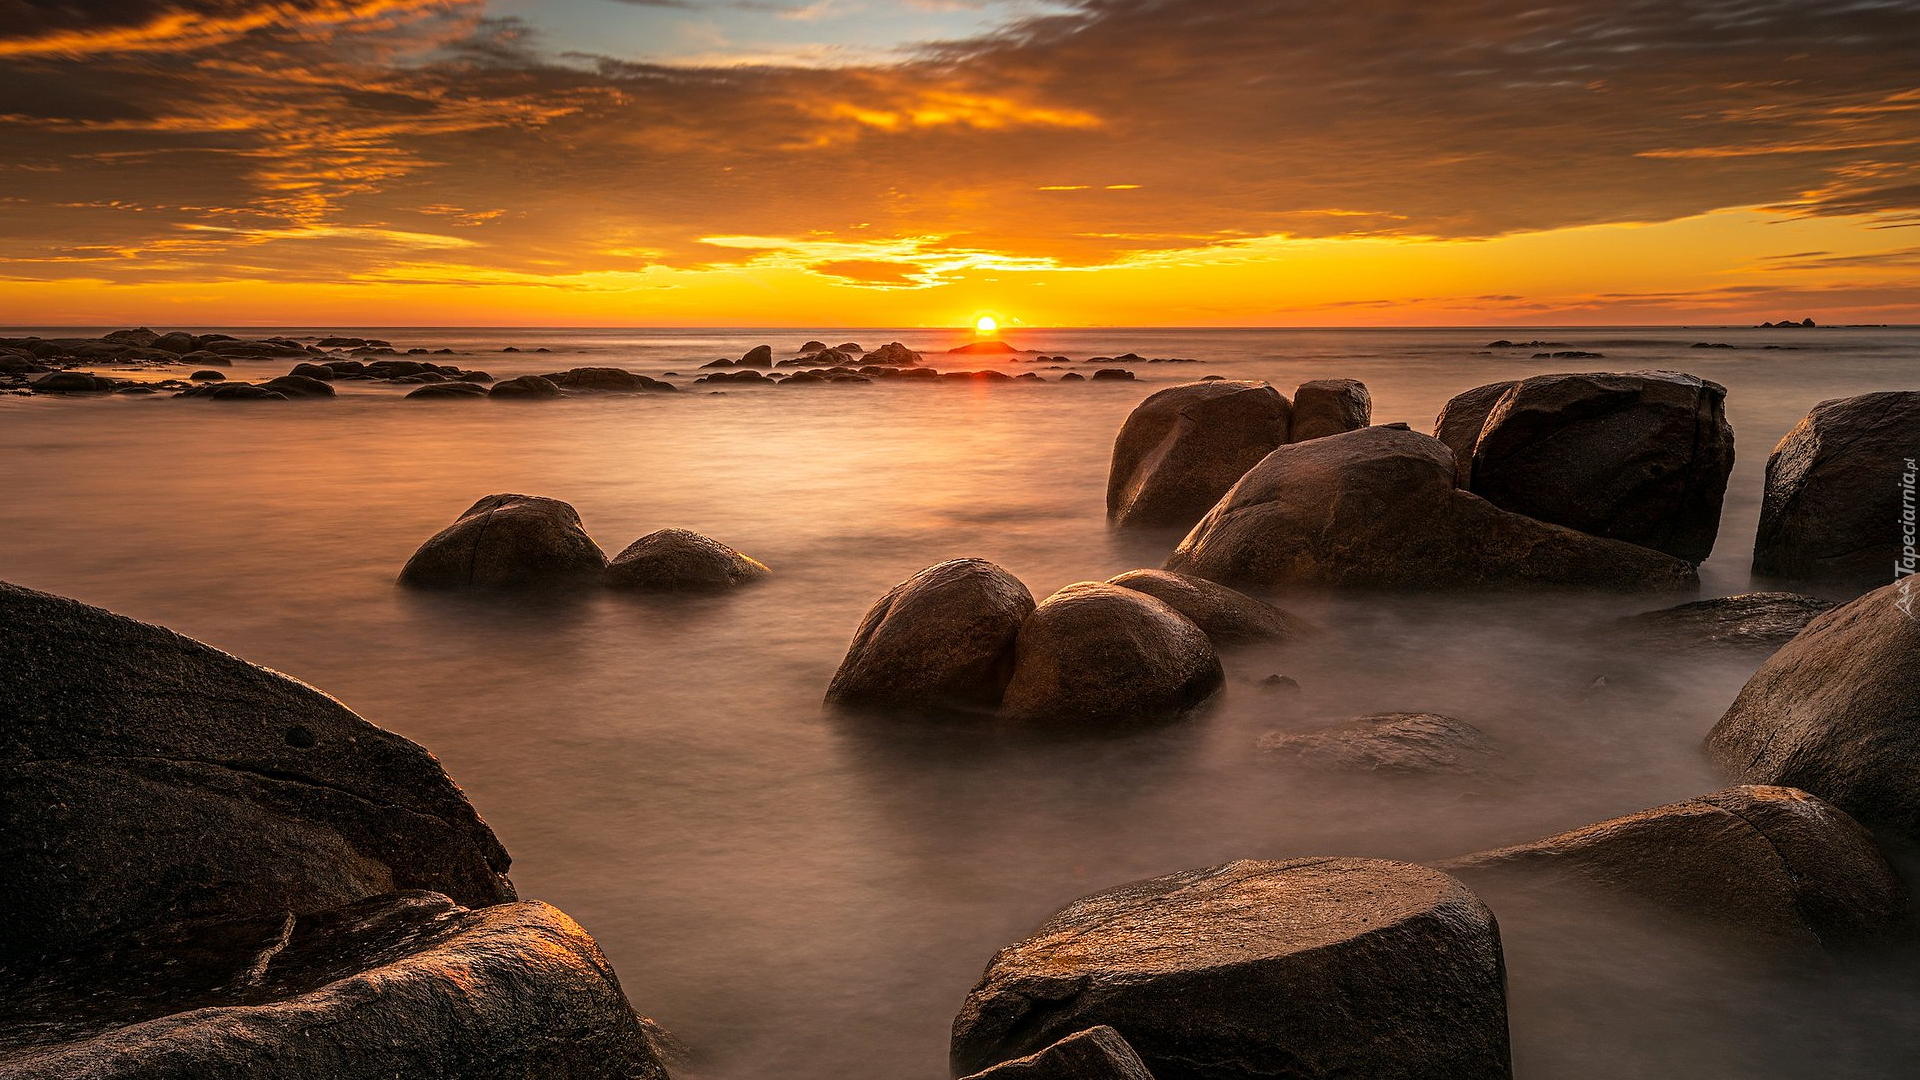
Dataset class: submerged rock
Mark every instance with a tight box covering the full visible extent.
[539,367,674,393]
[864,342,922,366]
[1166,426,1698,592]
[1606,592,1835,652]
[1751,391,1920,586]
[740,345,775,368]
[1107,381,1292,529]
[605,529,770,591]
[1260,712,1493,773]
[958,1026,1154,1080]
[1706,580,1920,837]
[0,582,514,966]
[29,372,115,393]
[398,494,608,590]
[407,381,490,400]
[826,559,1035,714]
[490,374,564,399]
[263,374,336,399]
[1441,786,1906,949]
[0,892,675,1080]
[999,582,1222,726]
[1288,378,1371,441]
[1460,371,1735,562]
[951,858,1511,1080]
[1104,569,1311,643]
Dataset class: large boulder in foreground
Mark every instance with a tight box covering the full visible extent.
[0,582,514,966]
[999,583,1222,726]
[959,1027,1154,1080]
[1457,371,1734,562]
[951,858,1511,1080]
[1104,569,1311,644]
[605,528,770,591]
[1706,580,1920,837]
[1260,712,1493,773]
[1752,391,1920,586]
[1441,786,1907,949]
[0,892,674,1080]
[1166,426,1698,592]
[398,494,608,590]
[1288,378,1370,442]
[1107,381,1292,529]
[1605,592,1834,653]
[825,559,1034,713]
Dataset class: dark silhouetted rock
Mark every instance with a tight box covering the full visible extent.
[951,340,1015,354]
[951,858,1511,1080]
[0,582,514,966]
[999,582,1222,725]
[606,529,770,591]
[1433,380,1517,486]
[1167,426,1698,592]
[290,362,337,380]
[1462,371,1735,562]
[864,342,921,366]
[837,342,863,353]
[1442,786,1906,949]
[490,374,564,400]
[741,345,774,368]
[185,369,225,382]
[1706,580,1920,837]
[207,383,289,401]
[398,494,608,590]
[826,559,1035,714]
[29,372,114,393]
[1104,569,1311,644]
[1751,391,1920,586]
[1060,372,1086,382]
[540,367,674,392]
[958,1026,1154,1080]
[800,340,828,352]
[263,374,336,399]
[407,382,489,400]
[152,331,198,354]
[1606,592,1835,652]
[700,357,735,369]
[1260,712,1492,773]
[1107,381,1292,529]
[0,892,673,1080]
[1289,378,1371,441]
[1090,369,1134,381]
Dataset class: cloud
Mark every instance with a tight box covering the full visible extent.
[808,259,928,285]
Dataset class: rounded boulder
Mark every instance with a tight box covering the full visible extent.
[397,494,608,590]
[999,582,1222,725]
[825,559,1035,714]
[1107,381,1292,529]
[606,528,770,591]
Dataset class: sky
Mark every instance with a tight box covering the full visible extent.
[0,0,1916,327]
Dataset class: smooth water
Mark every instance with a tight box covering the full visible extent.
[5,326,1919,1078]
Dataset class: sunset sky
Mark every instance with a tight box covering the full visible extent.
[1,0,1916,326]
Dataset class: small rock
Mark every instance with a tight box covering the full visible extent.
[605,529,770,591]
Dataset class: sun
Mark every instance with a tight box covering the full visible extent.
[974,315,999,336]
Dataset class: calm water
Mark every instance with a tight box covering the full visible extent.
[5,326,1920,1078]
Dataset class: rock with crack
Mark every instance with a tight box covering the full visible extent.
[0,581,515,967]
[1106,381,1292,530]
[951,858,1512,1080]
[1104,569,1312,644]
[958,1026,1155,1080]
[1440,786,1907,949]
[398,494,608,590]
[0,892,677,1080]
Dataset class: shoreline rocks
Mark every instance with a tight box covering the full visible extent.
[951,858,1512,1080]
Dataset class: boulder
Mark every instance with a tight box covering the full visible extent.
[1705,579,1920,836]
[407,382,489,400]
[825,559,1035,714]
[837,342,864,353]
[189,369,226,382]
[951,340,1015,354]
[1106,381,1292,529]
[740,345,774,368]
[864,342,922,366]
[1432,380,1517,486]
[1751,391,1920,585]
[1166,426,1699,591]
[1090,369,1134,381]
[1460,371,1735,562]
[800,340,829,352]
[998,582,1222,725]
[207,383,288,401]
[951,858,1511,1080]
[605,529,770,591]
[103,327,160,347]
[397,494,608,590]
[1605,592,1835,652]
[1441,786,1907,948]
[29,372,114,393]
[539,367,673,393]
[1104,569,1311,643]
[490,375,564,400]
[0,582,514,966]
[1060,372,1086,382]
[151,331,198,354]
[0,892,673,1080]
[1259,712,1493,773]
[1288,378,1371,441]
[958,1026,1154,1080]
[289,362,337,380]
[263,374,336,399]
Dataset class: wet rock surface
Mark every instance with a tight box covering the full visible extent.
[826,559,1035,714]
[1166,426,1699,592]
[1751,391,1920,586]
[398,494,608,590]
[1706,580,1920,838]
[951,858,1512,1080]
[957,1027,1155,1080]
[1605,592,1835,652]
[1103,569,1311,644]
[605,529,770,591]
[1287,378,1371,441]
[1107,381,1292,529]
[999,582,1223,726]
[1442,786,1908,949]
[1260,712,1493,773]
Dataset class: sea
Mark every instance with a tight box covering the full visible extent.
[5,325,1919,1079]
